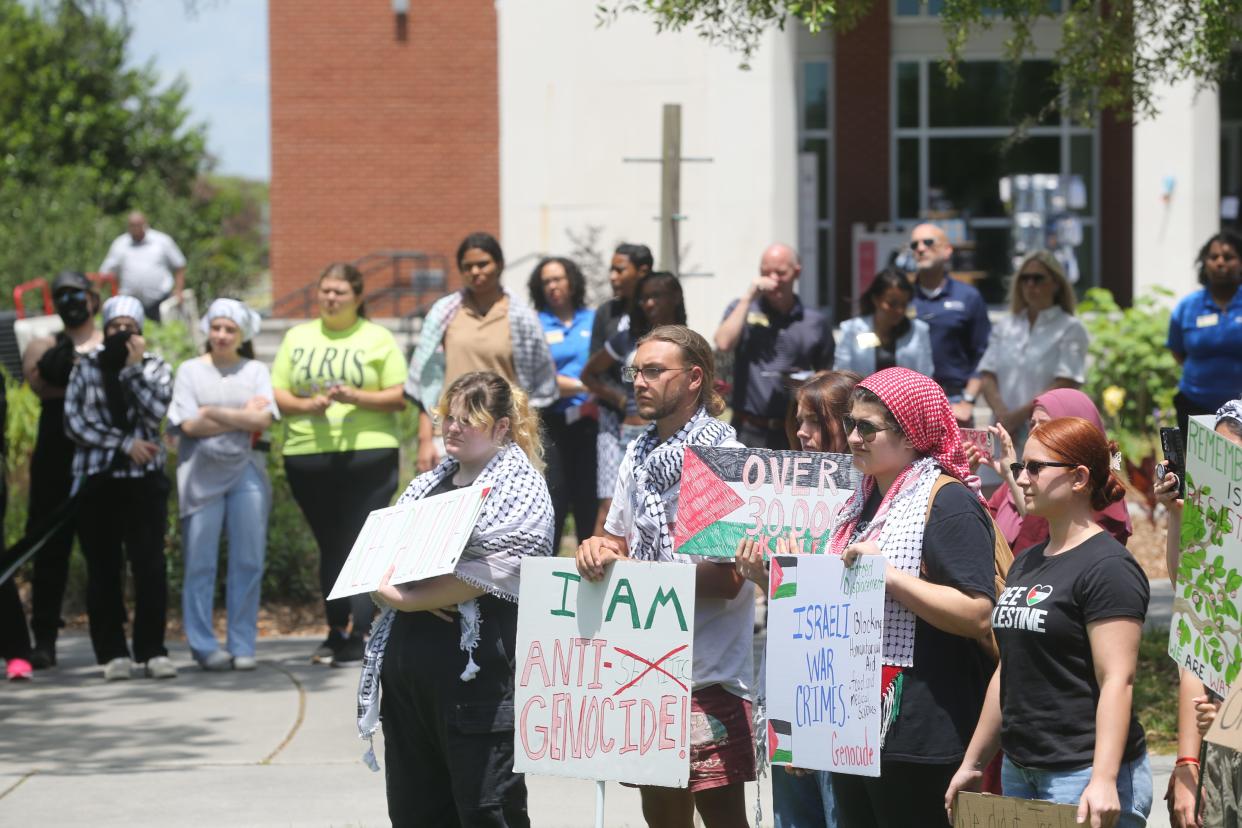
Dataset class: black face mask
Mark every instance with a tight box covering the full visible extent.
[54,293,91,328]
[99,330,133,373]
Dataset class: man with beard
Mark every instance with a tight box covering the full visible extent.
[577,325,756,828]
[21,272,103,668]
[64,295,175,681]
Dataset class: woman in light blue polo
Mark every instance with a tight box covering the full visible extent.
[1167,231,1242,439]
[834,268,934,379]
[528,256,597,551]
[169,299,276,671]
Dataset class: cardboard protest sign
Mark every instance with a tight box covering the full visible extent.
[673,447,857,558]
[1205,676,1242,752]
[952,792,1080,827]
[1169,415,1242,694]
[326,485,491,600]
[959,427,996,458]
[764,554,885,776]
[514,558,696,787]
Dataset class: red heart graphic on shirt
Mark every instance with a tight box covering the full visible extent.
[1026,584,1053,606]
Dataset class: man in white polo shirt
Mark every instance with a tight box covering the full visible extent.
[99,211,187,323]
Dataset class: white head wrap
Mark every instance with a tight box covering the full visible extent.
[102,295,146,331]
[1216,400,1242,432]
[201,298,262,342]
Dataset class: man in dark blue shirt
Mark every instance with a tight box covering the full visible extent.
[715,243,834,449]
[909,223,991,425]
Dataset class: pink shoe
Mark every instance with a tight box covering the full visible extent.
[6,658,33,681]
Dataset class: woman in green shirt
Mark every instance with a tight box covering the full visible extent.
[271,263,406,667]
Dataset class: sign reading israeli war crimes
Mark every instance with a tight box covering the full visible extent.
[514,558,696,787]
[1169,415,1242,695]
[674,447,856,558]
[326,485,491,600]
[765,554,885,777]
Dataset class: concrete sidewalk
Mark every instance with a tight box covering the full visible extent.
[0,635,770,827]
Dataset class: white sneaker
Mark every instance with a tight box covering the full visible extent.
[233,656,257,671]
[103,657,132,681]
[144,656,178,679]
[200,651,233,672]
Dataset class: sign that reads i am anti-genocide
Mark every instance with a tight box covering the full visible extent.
[765,554,885,777]
[1169,415,1242,695]
[674,447,857,558]
[513,558,696,787]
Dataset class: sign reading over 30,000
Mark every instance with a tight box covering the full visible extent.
[674,447,857,558]
[513,558,696,788]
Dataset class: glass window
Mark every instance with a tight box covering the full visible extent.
[803,62,830,131]
[801,138,829,220]
[928,136,1059,218]
[897,138,920,218]
[1070,134,1094,212]
[896,62,920,128]
[929,61,1059,127]
[896,0,1060,16]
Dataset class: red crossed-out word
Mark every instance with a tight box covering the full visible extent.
[611,645,689,697]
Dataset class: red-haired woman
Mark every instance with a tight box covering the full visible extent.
[946,417,1152,828]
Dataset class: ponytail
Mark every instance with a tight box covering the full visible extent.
[1028,417,1127,511]
[505,385,545,472]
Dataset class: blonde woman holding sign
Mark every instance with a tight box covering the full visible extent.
[359,371,553,827]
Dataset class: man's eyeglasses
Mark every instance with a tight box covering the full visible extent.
[842,415,891,443]
[622,365,688,384]
[909,238,937,250]
[1010,460,1078,478]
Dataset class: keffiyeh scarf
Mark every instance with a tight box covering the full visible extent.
[355,441,553,770]
[1217,400,1242,431]
[628,408,736,561]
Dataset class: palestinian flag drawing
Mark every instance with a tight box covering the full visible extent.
[768,718,793,764]
[770,555,798,600]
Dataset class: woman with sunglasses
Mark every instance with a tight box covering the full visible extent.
[965,388,1132,555]
[824,367,999,826]
[946,416,1152,828]
[975,251,1088,436]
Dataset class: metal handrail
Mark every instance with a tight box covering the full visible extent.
[263,250,451,318]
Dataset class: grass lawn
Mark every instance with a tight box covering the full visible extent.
[1135,627,1181,754]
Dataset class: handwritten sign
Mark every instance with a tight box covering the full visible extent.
[513,558,696,787]
[674,447,857,558]
[326,485,491,600]
[959,428,996,458]
[1205,677,1242,752]
[953,792,1081,827]
[764,554,885,777]
[1169,415,1242,694]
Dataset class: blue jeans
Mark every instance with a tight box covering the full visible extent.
[773,769,838,828]
[181,464,269,661]
[1002,753,1153,828]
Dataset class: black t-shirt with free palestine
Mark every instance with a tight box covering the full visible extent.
[994,531,1150,770]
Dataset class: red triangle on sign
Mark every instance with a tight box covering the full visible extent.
[673,448,745,550]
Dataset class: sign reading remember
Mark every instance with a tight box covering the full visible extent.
[674,447,856,558]
[513,558,696,788]
[1169,415,1242,695]
[765,554,885,777]
[326,485,491,600]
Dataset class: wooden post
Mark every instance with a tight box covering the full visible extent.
[659,104,681,274]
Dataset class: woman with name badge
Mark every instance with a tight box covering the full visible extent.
[169,298,276,672]
[965,388,1132,555]
[833,268,934,379]
[1157,401,1242,828]
[582,270,687,525]
[946,416,1152,828]
[359,371,554,827]
[825,367,1000,827]
[529,256,598,551]
[975,251,1089,438]
[1167,231,1242,439]
[736,369,862,828]
[271,263,407,668]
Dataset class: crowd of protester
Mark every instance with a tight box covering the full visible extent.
[3,218,1242,828]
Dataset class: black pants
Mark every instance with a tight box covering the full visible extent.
[27,422,79,648]
[736,422,790,451]
[380,597,528,827]
[1174,390,1215,445]
[540,410,598,551]
[831,759,956,828]
[0,475,32,662]
[79,472,171,664]
[284,448,397,633]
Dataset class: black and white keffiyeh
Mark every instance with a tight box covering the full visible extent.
[628,407,736,562]
[355,441,553,770]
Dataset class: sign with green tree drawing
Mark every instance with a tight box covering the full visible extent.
[1169,416,1242,696]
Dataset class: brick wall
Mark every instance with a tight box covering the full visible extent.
[268,0,498,316]
[832,5,890,321]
